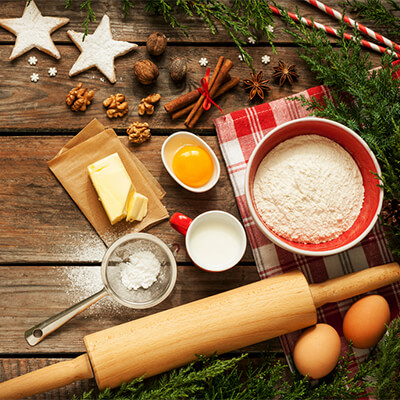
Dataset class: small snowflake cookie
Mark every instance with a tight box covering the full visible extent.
[262,55,271,65]
[248,36,256,44]
[48,67,57,76]
[199,57,208,67]
[266,24,274,33]
[28,56,38,65]
[238,54,244,62]
[30,72,39,82]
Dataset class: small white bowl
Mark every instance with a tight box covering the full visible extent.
[161,131,220,193]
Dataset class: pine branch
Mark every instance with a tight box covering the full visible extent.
[79,0,96,37]
[342,0,400,37]
[121,0,134,18]
[374,317,400,398]
[145,0,261,68]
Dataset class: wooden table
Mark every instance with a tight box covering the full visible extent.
[0,1,384,398]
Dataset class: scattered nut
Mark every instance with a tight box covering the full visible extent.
[103,93,128,118]
[146,32,167,56]
[127,121,151,144]
[138,93,161,116]
[133,59,159,85]
[169,57,187,82]
[66,82,95,112]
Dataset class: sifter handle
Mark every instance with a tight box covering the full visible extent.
[0,354,93,400]
[309,262,400,308]
[25,287,108,346]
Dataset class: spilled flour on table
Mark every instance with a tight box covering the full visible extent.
[58,232,106,263]
[59,266,124,317]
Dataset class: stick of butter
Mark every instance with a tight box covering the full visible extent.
[88,153,134,225]
[126,191,148,222]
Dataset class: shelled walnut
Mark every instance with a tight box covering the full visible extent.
[103,94,128,118]
[138,93,161,116]
[127,121,151,144]
[66,82,94,112]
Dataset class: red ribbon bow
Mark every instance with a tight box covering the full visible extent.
[198,68,225,115]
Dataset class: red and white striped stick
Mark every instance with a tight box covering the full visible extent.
[304,0,400,53]
[269,5,400,59]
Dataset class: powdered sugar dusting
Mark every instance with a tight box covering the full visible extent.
[60,266,123,316]
[59,232,106,263]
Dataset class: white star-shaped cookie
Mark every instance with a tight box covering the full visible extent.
[68,15,137,84]
[0,0,69,60]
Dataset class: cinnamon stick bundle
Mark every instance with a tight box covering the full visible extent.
[164,56,236,127]
[171,76,240,120]
[185,58,234,129]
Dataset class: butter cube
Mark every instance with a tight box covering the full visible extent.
[88,153,134,225]
[126,191,148,222]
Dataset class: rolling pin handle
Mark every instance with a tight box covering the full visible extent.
[310,262,400,308]
[0,353,94,400]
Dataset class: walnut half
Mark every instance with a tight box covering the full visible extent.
[138,93,161,116]
[103,93,128,118]
[66,82,95,112]
[127,121,151,144]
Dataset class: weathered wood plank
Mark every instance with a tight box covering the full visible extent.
[0,45,325,132]
[0,264,283,354]
[0,135,256,264]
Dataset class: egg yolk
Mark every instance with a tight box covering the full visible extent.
[172,145,213,188]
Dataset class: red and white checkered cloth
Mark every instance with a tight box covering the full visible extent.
[214,83,400,371]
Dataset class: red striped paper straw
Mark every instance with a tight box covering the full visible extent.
[304,0,400,53]
[269,5,400,59]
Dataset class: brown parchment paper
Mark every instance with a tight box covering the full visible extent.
[48,119,169,246]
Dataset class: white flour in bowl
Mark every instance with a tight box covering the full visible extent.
[253,134,364,244]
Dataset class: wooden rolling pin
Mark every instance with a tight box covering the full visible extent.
[1,262,399,399]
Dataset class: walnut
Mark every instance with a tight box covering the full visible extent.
[169,57,187,82]
[138,93,161,116]
[146,32,167,56]
[66,82,95,112]
[127,121,151,144]
[133,59,159,85]
[103,94,128,118]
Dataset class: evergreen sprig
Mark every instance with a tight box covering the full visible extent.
[77,315,400,399]
[279,7,400,259]
[374,317,400,398]
[342,0,400,38]
[145,0,275,68]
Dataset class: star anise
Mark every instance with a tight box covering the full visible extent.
[272,61,299,86]
[243,71,270,100]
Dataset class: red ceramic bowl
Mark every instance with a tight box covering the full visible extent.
[245,117,383,257]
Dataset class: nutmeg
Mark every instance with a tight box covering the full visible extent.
[169,57,187,82]
[133,59,159,85]
[146,32,167,56]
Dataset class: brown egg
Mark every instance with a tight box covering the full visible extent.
[293,323,341,379]
[343,295,390,349]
